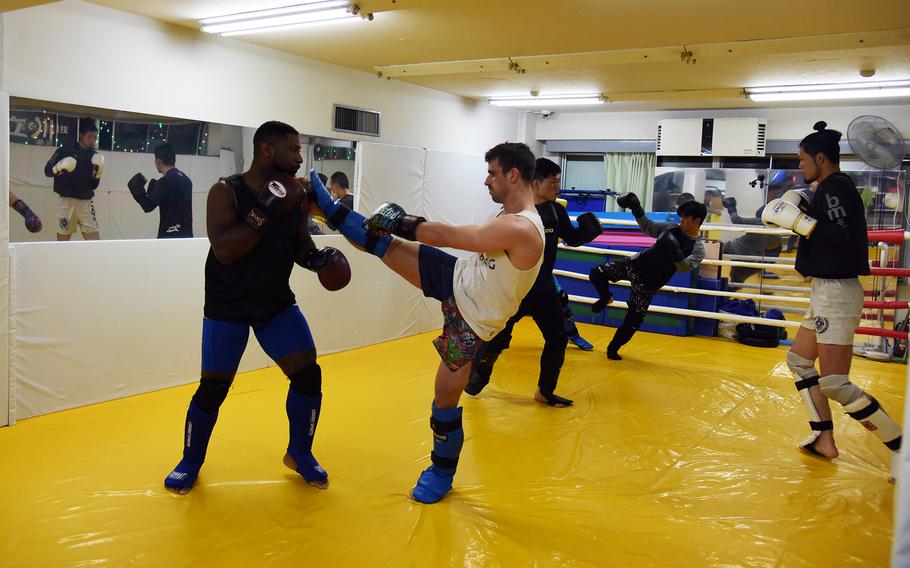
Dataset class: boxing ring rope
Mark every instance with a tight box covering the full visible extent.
[728,282,811,293]
[553,268,810,305]
[564,288,908,340]
[868,230,910,244]
[723,254,795,264]
[559,244,801,271]
[558,220,910,343]
[565,293,800,328]
[573,216,910,244]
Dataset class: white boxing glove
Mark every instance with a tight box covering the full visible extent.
[91,153,104,180]
[52,156,77,175]
[762,198,817,237]
[781,189,812,212]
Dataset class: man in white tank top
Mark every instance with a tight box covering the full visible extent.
[306,142,544,504]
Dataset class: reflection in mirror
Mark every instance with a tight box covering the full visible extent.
[307,137,356,235]
[9,98,246,242]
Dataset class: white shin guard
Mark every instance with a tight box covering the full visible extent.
[786,352,832,432]
[842,395,903,452]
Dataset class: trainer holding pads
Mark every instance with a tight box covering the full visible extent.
[307,142,544,504]
[773,121,900,481]
[589,193,707,360]
[163,121,350,494]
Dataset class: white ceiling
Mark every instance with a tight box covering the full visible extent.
[8,0,910,111]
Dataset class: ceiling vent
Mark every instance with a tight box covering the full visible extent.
[333,104,380,137]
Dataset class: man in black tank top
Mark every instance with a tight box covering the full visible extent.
[589,196,707,360]
[465,158,603,407]
[770,122,900,480]
[163,121,351,494]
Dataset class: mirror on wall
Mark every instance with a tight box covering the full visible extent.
[8,98,360,242]
[9,98,245,242]
[307,137,357,235]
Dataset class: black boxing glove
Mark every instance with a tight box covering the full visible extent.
[245,175,304,234]
[575,211,603,244]
[303,247,351,291]
[364,202,426,240]
[721,197,737,214]
[616,192,645,218]
[128,172,148,200]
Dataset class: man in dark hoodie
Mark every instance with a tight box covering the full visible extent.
[589,195,707,360]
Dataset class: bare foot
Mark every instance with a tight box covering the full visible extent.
[799,431,839,459]
[283,452,329,489]
[165,485,192,495]
[534,389,573,408]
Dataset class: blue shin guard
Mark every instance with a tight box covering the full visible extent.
[309,169,391,257]
[412,403,463,504]
[286,389,328,485]
[165,401,218,491]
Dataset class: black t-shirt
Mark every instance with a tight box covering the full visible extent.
[795,172,870,279]
[528,201,599,296]
[145,168,193,238]
[633,225,696,289]
[43,144,99,199]
[203,174,302,325]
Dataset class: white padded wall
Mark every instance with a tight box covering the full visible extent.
[357,143,427,217]
[9,236,437,420]
[0,92,10,426]
[424,150,501,228]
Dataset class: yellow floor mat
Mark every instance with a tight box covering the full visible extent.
[0,322,902,567]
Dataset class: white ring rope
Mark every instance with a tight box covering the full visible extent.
[569,215,794,235]
[566,293,801,328]
[722,254,795,264]
[552,268,810,305]
[558,244,799,271]
[728,282,811,293]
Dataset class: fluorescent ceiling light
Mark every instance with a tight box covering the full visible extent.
[745,80,910,102]
[489,94,605,107]
[200,1,357,36]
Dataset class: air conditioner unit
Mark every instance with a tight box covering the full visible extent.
[656,118,766,157]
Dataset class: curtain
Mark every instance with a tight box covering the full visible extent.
[603,152,656,212]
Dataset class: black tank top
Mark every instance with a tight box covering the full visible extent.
[633,225,695,289]
[203,174,301,325]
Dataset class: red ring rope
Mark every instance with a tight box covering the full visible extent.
[855,327,908,340]
[868,230,910,244]
[863,301,909,309]
[871,267,910,277]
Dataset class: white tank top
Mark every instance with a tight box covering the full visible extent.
[452,209,545,341]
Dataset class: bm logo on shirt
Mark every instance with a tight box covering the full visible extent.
[825,193,847,227]
[479,252,496,270]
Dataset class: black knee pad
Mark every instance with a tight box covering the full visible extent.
[191,378,231,413]
[289,363,322,397]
